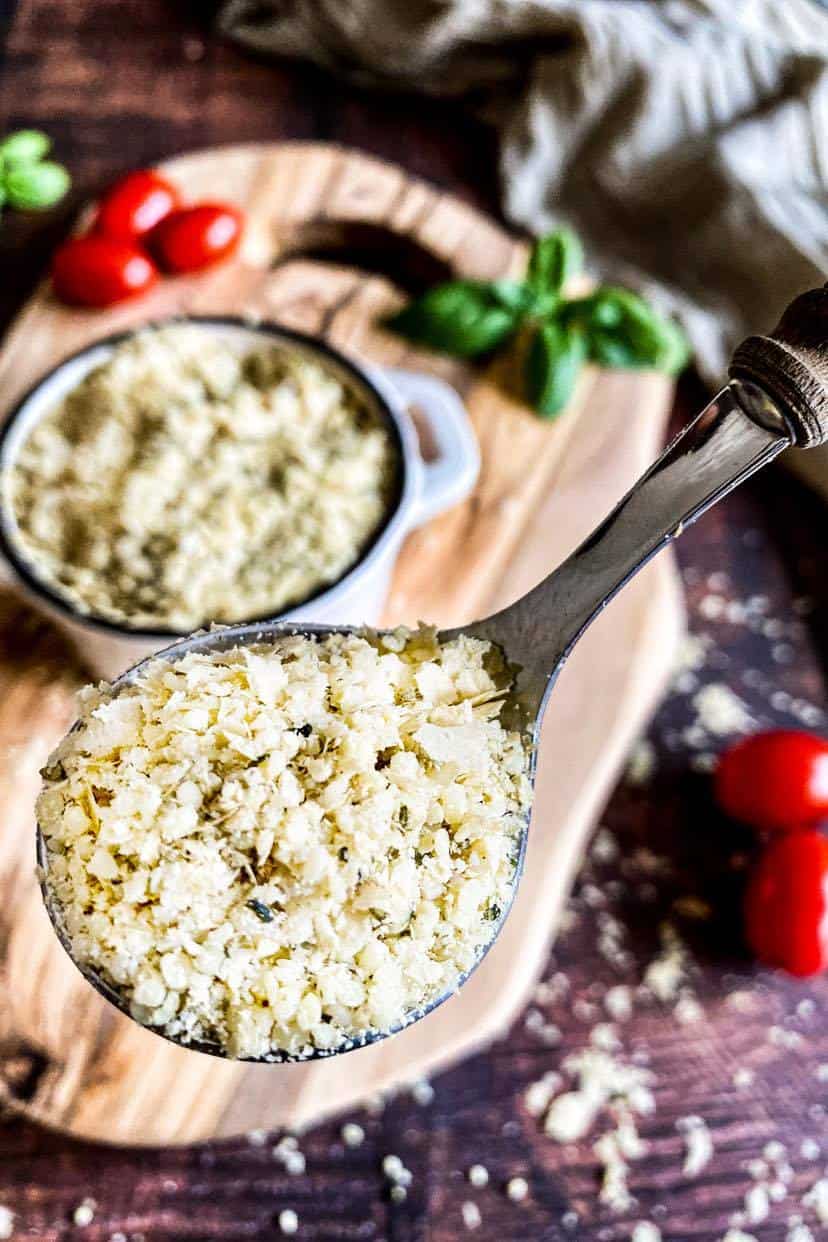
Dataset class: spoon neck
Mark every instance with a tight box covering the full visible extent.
[474,380,790,723]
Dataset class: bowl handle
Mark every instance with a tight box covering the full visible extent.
[383,369,480,528]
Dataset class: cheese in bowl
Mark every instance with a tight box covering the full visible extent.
[37,627,531,1059]
[5,324,398,632]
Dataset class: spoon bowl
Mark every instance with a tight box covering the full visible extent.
[38,284,828,1060]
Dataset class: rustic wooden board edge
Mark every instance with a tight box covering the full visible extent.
[0,141,685,1146]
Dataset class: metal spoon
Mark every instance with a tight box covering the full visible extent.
[38,284,828,1060]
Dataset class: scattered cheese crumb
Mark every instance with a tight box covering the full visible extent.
[770,1026,803,1049]
[592,829,619,863]
[733,1069,755,1089]
[605,986,633,1022]
[467,1165,489,1188]
[73,1200,96,1228]
[644,923,688,1002]
[800,1139,820,1161]
[410,1079,435,1106]
[626,739,656,785]
[382,1155,405,1180]
[543,1050,653,1144]
[787,1226,814,1242]
[744,1184,770,1225]
[594,1128,635,1213]
[524,1073,562,1117]
[341,1123,365,1148]
[632,1226,661,1242]
[692,684,753,736]
[590,1023,621,1052]
[721,1230,757,1242]
[461,1201,481,1230]
[0,1207,13,1241]
[390,1185,407,1204]
[248,1129,268,1146]
[506,1177,529,1203]
[678,1116,713,1177]
[278,1209,299,1235]
[674,994,704,1025]
[803,1178,828,1225]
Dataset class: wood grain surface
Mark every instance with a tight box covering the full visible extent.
[0,1,827,1239]
[0,139,682,1145]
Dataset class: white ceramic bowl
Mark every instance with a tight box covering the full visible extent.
[0,317,480,679]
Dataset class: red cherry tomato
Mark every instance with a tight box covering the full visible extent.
[150,203,243,273]
[95,170,180,241]
[51,236,158,308]
[715,730,828,832]
[744,830,828,976]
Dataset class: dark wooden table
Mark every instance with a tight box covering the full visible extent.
[1,3,827,1239]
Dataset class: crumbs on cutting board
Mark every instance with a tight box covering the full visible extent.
[4,577,825,1242]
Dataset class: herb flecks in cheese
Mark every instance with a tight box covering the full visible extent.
[9,326,396,630]
[38,627,530,1059]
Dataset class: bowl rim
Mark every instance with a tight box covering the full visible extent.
[0,315,413,641]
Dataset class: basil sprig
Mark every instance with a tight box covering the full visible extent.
[0,129,71,214]
[384,228,689,419]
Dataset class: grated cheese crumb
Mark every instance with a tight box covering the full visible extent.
[382,1155,404,1180]
[0,1207,13,1241]
[626,739,656,785]
[692,684,753,737]
[733,1069,755,1089]
[506,1177,529,1203]
[644,923,688,1003]
[543,1050,653,1144]
[461,1201,481,1230]
[278,1209,299,1235]
[410,1079,435,1106]
[467,1165,489,1188]
[604,986,633,1022]
[678,1116,713,1178]
[72,1200,96,1228]
[632,1226,661,1242]
[594,1129,634,1213]
[524,1073,562,1117]
[341,1123,365,1148]
[803,1178,828,1225]
[674,994,704,1025]
[800,1139,820,1161]
[744,1184,769,1225]
[390,1185,407,1204]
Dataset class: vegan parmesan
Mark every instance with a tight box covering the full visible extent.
[38,627,530,1059]
[8,326,397,631]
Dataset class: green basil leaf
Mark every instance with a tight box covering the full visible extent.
[525,320,587,418]
[385,281,519,358]
[527,228,583,297]
[586,287,689,374]
[0,129,51,167]
[4,161,70,209]
[489,279,538,316]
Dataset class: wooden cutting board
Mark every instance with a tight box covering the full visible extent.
[0,143,684,1146]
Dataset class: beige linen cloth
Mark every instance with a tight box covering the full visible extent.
[220,0,828,489]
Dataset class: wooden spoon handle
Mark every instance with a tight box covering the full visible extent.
[729,284,828,448]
